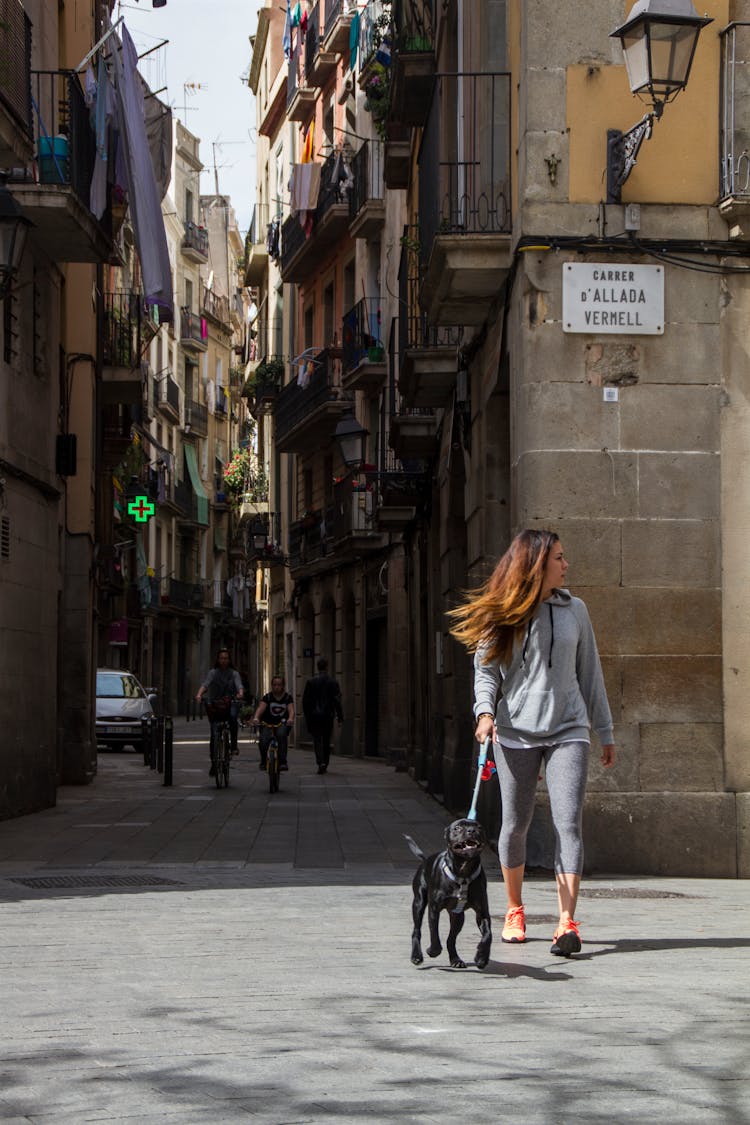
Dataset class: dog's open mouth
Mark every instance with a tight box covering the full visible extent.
[452,839,482,855]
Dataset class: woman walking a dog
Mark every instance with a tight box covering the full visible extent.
[448,529,616,957]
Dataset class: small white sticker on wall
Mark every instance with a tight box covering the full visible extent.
[603,387,619,402]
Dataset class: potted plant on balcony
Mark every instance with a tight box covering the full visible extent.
[363,63,391,141]
[222,447,252,501]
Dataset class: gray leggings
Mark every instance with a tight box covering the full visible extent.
[496,741,590,875]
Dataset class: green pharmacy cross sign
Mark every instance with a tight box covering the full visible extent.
[128,495,155,523]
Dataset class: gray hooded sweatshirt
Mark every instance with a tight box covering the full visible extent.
[473,589,614,748]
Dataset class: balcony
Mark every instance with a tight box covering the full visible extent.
[305,3,337,87]
[201,284,230,326]
[286,37,315,123]
[154,371,180,422]
[367,453,431,531]
[10,70,116,263]
[397,242,461,409]
[280,150,352,282]
[101,403,136,468]
[288,512,335,576]
[341,297,386,392]
[331,473,387,553]
[101,291,153,406]
[274,348,352,453]
[389,0,436,127]
[180,306,208,353]
[166,577,204,612]
[174,479,202,526]
[184,398,208,436]
[349,139,385,239]
[0,0,33,165]
[181,220,208,263]
[244,202,270,285]
[323,0,355,54]
[720,23,750,229]
[383,122,411,189]
[418,72,513,325]
[245,356,284,419]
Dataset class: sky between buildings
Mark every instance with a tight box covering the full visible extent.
[122,0,263,236]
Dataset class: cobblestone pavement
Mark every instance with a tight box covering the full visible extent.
[0,720,748,1123]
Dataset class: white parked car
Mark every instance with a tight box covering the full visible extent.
[95,668,156,752]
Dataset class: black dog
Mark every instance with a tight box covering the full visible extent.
[406,818,492,970]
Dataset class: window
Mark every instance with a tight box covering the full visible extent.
[185,188,194,224]
[185,278,193,310]
[304,304,314,352]
[323,281,335,346]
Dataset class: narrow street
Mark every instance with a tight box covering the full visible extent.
[0,726,747,1123]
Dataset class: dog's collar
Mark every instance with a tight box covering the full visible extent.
[440,853,482,913]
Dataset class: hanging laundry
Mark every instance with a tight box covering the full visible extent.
[291,2,301,27]
[349,10,360,71]
[111,23,173,322]
[299,7,308,35]
[301,119,314,164]
[266,218,281,260]
[282,0,292,59]
[289,162,321,214]
[89,53,111,220]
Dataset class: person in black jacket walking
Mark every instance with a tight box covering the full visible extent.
[302,658,343,774]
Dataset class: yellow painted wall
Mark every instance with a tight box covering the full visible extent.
[568,0,728,204]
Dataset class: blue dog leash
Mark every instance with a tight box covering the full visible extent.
[467,737,492,822]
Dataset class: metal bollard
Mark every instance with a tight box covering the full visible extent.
[156,715,165,773]
[141,716,151,765]
[163,716,173,786]
[149,716,158,770]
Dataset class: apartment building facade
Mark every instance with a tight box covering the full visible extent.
[254,0,750,874]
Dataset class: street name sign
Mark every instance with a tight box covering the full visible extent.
[562,262,664,334]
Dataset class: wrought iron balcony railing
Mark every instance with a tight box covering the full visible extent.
[182,220,208,259]
[201,285,230,325]
[31,70,97,208]
[0,0,32,137]
[418,71,512,256]
[184,398,207,435]
[398,231,462,352]
[350,139,384,220]
[180,307,207,347]
[154,371,180,416]
[102,291,152,369]
[342,297,384,374]
[280,149,351,274]
[274,347,351,447]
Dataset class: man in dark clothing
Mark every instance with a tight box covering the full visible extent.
[195,649,244,775]
[302,658,343,774]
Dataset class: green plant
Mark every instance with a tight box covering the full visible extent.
[256,358,285,385]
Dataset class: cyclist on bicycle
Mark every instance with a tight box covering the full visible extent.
[195,649,244,776]
[252,674,294,772]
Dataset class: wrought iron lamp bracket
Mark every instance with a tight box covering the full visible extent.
[606,111,655,204]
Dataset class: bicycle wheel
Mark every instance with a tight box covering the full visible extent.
[268,740,279,793]
[221,727,231,787]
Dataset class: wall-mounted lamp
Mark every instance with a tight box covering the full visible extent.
[607,0,713,203]
[0,173,32,300]
[334,411,369,470]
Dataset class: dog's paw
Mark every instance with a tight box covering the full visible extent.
[474,955,489,970]
[411,952,424,965]
[450,957,467,969]
[427,942,442,958]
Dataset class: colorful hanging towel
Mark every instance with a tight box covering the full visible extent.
[291,2,301,26]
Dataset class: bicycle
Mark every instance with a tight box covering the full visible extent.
[260,720,284,793]
[206,697,235,789]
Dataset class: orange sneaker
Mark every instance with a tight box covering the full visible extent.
[550,918,581,957]
[501,905,526,943]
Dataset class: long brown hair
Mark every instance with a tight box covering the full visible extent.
[447,529,559,665]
